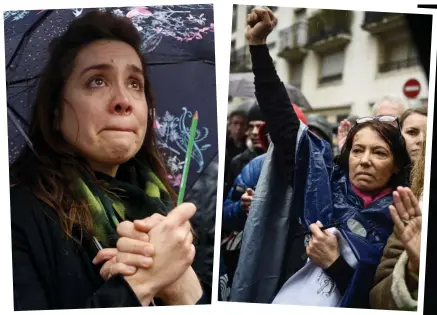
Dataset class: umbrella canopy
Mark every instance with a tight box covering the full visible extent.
[227,98,258,117]
[228,72,312,109]
[5,5,217,192]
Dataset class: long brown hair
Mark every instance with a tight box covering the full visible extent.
[10,10,176,241]
[411,135,426,199]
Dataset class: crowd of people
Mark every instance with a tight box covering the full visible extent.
[220,7,427,311]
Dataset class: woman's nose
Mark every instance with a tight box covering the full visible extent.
[417,132,425,145]
[360,151,371,165]
[109,85,132,115]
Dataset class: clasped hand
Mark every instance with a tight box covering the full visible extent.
[92,203,202,305]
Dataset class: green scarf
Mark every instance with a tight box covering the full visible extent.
[75,159,173,248]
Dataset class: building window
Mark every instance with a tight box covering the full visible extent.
[319,50,345,84]
[378,35,419,73]
[289,62,303,89]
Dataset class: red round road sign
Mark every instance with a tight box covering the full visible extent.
[403,79,421,99]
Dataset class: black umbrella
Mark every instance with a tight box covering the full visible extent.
[4,5,217,193]
[228,72,312,109]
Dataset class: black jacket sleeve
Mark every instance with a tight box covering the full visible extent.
[324,255,355,295]
[250,45,301,184]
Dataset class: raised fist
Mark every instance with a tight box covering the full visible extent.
[246,7,278,45]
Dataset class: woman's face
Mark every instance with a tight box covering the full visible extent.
[60,40,148,176]
[348,126,397,193]
[401,113,427,162]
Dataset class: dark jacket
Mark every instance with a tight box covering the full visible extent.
[10,185,208,310]
[225,148,262,198]
[226,136,247,162]
[223,153,265,233]
[224,137,247,199]
[186,155,218,299]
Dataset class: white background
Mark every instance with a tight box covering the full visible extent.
[0,0,436,314]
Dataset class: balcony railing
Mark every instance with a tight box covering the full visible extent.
[307,25,351,47]
[378,57,420,73]
[279,22,308,52]
[277,22,308,62]
[363,12,403,26]
[362,12,405,34]
[307,10,352,54]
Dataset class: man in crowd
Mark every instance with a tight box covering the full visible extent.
[225,103,266,197]
[220,104,307,301]
[306,114,333,150]
[226,110,248,160]
[224,110,248,198]
[372,94,407,117]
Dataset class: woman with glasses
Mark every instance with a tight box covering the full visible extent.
[230,8,411,308]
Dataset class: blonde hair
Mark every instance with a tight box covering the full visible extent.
[410,135,426,199]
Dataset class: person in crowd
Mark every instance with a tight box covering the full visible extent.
[10,11,207,310]
[224,104,308,232]
[224,110,248,199]
[306,114,333,148]
[226,110,248,160]
[230,7,411,308]
[372,95,407,118]
[219,104,307,301]
[225,103,266,195]
[335,115,358,155]
[399,108,427,163]
[370,136,425,311]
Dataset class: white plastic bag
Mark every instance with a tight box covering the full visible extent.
[272,228,358,307]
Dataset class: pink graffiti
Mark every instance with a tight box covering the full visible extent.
[127,6,152,19]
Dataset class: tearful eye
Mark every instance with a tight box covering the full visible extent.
[128,79,143,91]
[88,77,106,89]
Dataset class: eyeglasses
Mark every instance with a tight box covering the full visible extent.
[353,115,401,132]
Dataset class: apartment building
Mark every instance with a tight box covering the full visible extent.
[229,5,429,125]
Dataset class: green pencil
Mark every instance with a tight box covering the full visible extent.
[177,111,198,205]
